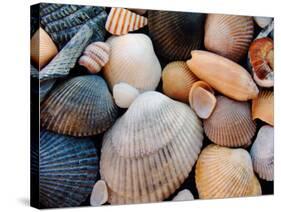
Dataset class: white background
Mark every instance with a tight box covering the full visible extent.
[0,0,280,211]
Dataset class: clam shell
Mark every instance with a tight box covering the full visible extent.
[249,38,274,87]
[187,50,259,101]
[162,61,198,103]
[252,89,274,126]
[204,96,256,147]
[79,42,111,74]
[254,17,273,28]
[31,27,58,69]
[103,34,161,91]
[105,8,148,35]
[41,75,119,137]
[172,189,194,201]
[100,91,203,204]
[204,14,254,62]
[113,83,140,108]
[39,130,99,208]
[90,180,108,206]
[250,125,274,181]
[195,144,261,199]
[148,11,205,61]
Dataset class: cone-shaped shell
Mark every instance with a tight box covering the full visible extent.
[204,14,254,62]
[162,61,198,102]
[105,8,148,35]
[103,34,161,91]
[187,50,259,101]
[249,38,274,87]
[148,11,205,61]
[172,189,194,201]
[79,42,110,74]
[100,91,203,204]
[90,180,108,206]
[254,17,273,28]
[38,130,99,208]
[41,75,119,137]
[204,96,256,147]
[195,144,261,199]
[252,89,274,126]
[113,83,140,108]
[31,27,58,69]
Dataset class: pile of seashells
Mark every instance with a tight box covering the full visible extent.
[30,3,274,208]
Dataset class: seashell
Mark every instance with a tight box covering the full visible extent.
[129,8,147,15]
[195,144,261,199]
[38,130,99,208]
[252,89,274,126]
[105,8,148,35]
[248,37,274,87]
[78,42,111,74]
[90,180,108,206]
[189,81,216,119]
[100,91,204,204]
[204,96,256,147]
[30,27,58,69]
[172,189,194,201]
[148,11,205,61]
[250,125,274,181]
[41,75,119,137]
[162,61,198,103]
[103,34,161,91]
[204,14,254,62]
[113,83,140,108]
[187,50,259,101]
[254,17,273,28]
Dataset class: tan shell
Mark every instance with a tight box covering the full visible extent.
[172,189,194,201]
[186,50,259,101]
[204,14,254,62]
[103,34,161,91]
[105,8,148,35]
[90,180,108,206]
[78,42,110,74]
[189,81,216,119]
[30,27,58,69]
[254,17,273,28]
[162,61,198,102]
[204,96,256,147]
[113,83,140,108]
[100,91,203,204]
[252,89,274,126]
[195,144,262,199]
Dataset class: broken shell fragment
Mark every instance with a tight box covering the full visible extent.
[90,180,108,206]
[113,83,140,108]
[172,189,194,201]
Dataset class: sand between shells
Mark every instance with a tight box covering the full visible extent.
[30,3,274,208]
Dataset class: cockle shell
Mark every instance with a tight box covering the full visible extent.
[250,125,274,181]
[90,180,108,206]
[252,89,274,126]
[195,144,261,199]
[79,42,110,74]
[254,17,273,28]
[38,130,99,208]
[100,91,203,204]
[148,11,205,61]
[162,61,198,103]
[249,37,274,87]
[113,83,140,108]
[204,96,256,147]
[31,27,58,69]
[172,189,194,201]
[187,50,259,101]
[41,75,119,137]
[103,34,161,91]
[189,81,216,119]
[105,8,148,35]
[204,14,254,62]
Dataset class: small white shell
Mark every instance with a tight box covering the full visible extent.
[113,83,140,108]
[90,180,108,206]
[172,189,194,201]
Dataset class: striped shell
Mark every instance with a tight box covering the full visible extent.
[187,50,259,101]
[38,130,99,208]
[252,89,274,126]
[172,189,194,201]
[148,11,205,61]
[195,144,261,199]
[254,17,273,28]
[162,61,198,103]
[100,91,203,204]
[103,34,161,91]
[204,14,254,62]
[79,42,110,74]
[250,125,274,181]
[204,96,256,147]
[105,8,148,35]
[30,27,58,69]
[113,83,140,108]
[41,75,119,137]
